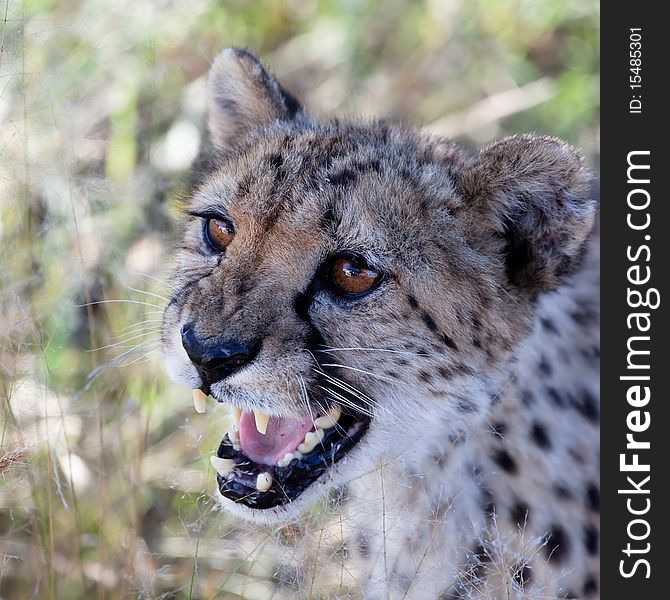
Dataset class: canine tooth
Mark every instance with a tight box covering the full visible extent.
[210,456,235,477]
[230,406,242,426]
[298,429,324,454]
[228,430,240,444]
[254,410,270,435]
[314,404,341,429]
[256,472,273,492]
[193,389,207,413]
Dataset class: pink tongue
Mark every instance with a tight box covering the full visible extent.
[239,411,314,465]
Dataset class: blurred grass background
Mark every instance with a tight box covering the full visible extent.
[0,0,598,598]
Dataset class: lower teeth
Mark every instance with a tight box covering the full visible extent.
[256,472,273,492]
[277,451,301,467]
[210,456,235,477]
[298,428,325,454]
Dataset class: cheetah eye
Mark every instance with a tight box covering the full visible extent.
[330,255,382,297]
[205,218,235,251]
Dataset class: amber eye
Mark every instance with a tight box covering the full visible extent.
[205,218,235,251]
[330,256,381,296]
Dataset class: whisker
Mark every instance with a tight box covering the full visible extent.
[129,272,179,291]
[118,318,163,333]
[119,279,170,303]
[74,299,161,309]
[317,386,374,419]
[297,374,316,427]
[85,328,162,352]
[116,346,161,368]
[319,362,396,383]
[306,349,383,408]
[316,346,419,357]
[313,368,381,409]
[79,340,159,393]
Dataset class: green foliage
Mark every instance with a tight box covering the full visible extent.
[0,0,597,597]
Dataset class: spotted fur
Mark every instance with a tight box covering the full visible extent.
[161,48,599,599]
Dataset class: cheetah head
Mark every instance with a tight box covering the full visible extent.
[160,49,596,523]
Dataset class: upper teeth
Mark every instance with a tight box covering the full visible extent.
[314,404,341,429]
[230,406,242,430]
[219,403,342,464]
[298,428,325,454]
[193,389,208,413]
[253,410,270,435]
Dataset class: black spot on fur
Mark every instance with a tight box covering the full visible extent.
[319,207,340,232]
[540,317,558,334]
[406,294,419,310]
[545,525,570,563]
[584,524,599,556]
[582,574,598,596]
[490,422,506,437]
[547,387,567,408]
[449,430,467,445]
[455,362,475,376]
[235,171,256,197]
[511,501,530,527]
[328,168,358,187]
[586,483,600,511]
[493,449,517,474]
[455,396,477,413]
[419,370,433,383]
[571,307,597,326]
[521,389,534,406]
[539,356,552,376]
[480,488,495,518]
[438,365,454,380]
[512,561,532,589]
[351,158,382,173]
[266,152,284,170]
[531,421,552,449]
[432,451,448,469]
[573,389,599,423]
[569,448,585,464]
[422,312,439,332]
[553,484,573,500]
[441,333,458,352]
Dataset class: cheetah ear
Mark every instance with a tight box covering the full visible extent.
[206,48,303,148]
[460,134,596,293]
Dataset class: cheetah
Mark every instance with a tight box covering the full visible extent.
[160,48,599,599]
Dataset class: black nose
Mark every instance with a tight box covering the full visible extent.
[181,323,259,384]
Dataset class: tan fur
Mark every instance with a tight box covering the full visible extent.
[161,49,599,599]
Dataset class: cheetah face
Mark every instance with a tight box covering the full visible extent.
[160,49,595,522]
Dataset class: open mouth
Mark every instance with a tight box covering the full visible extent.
[193,390,369,509]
